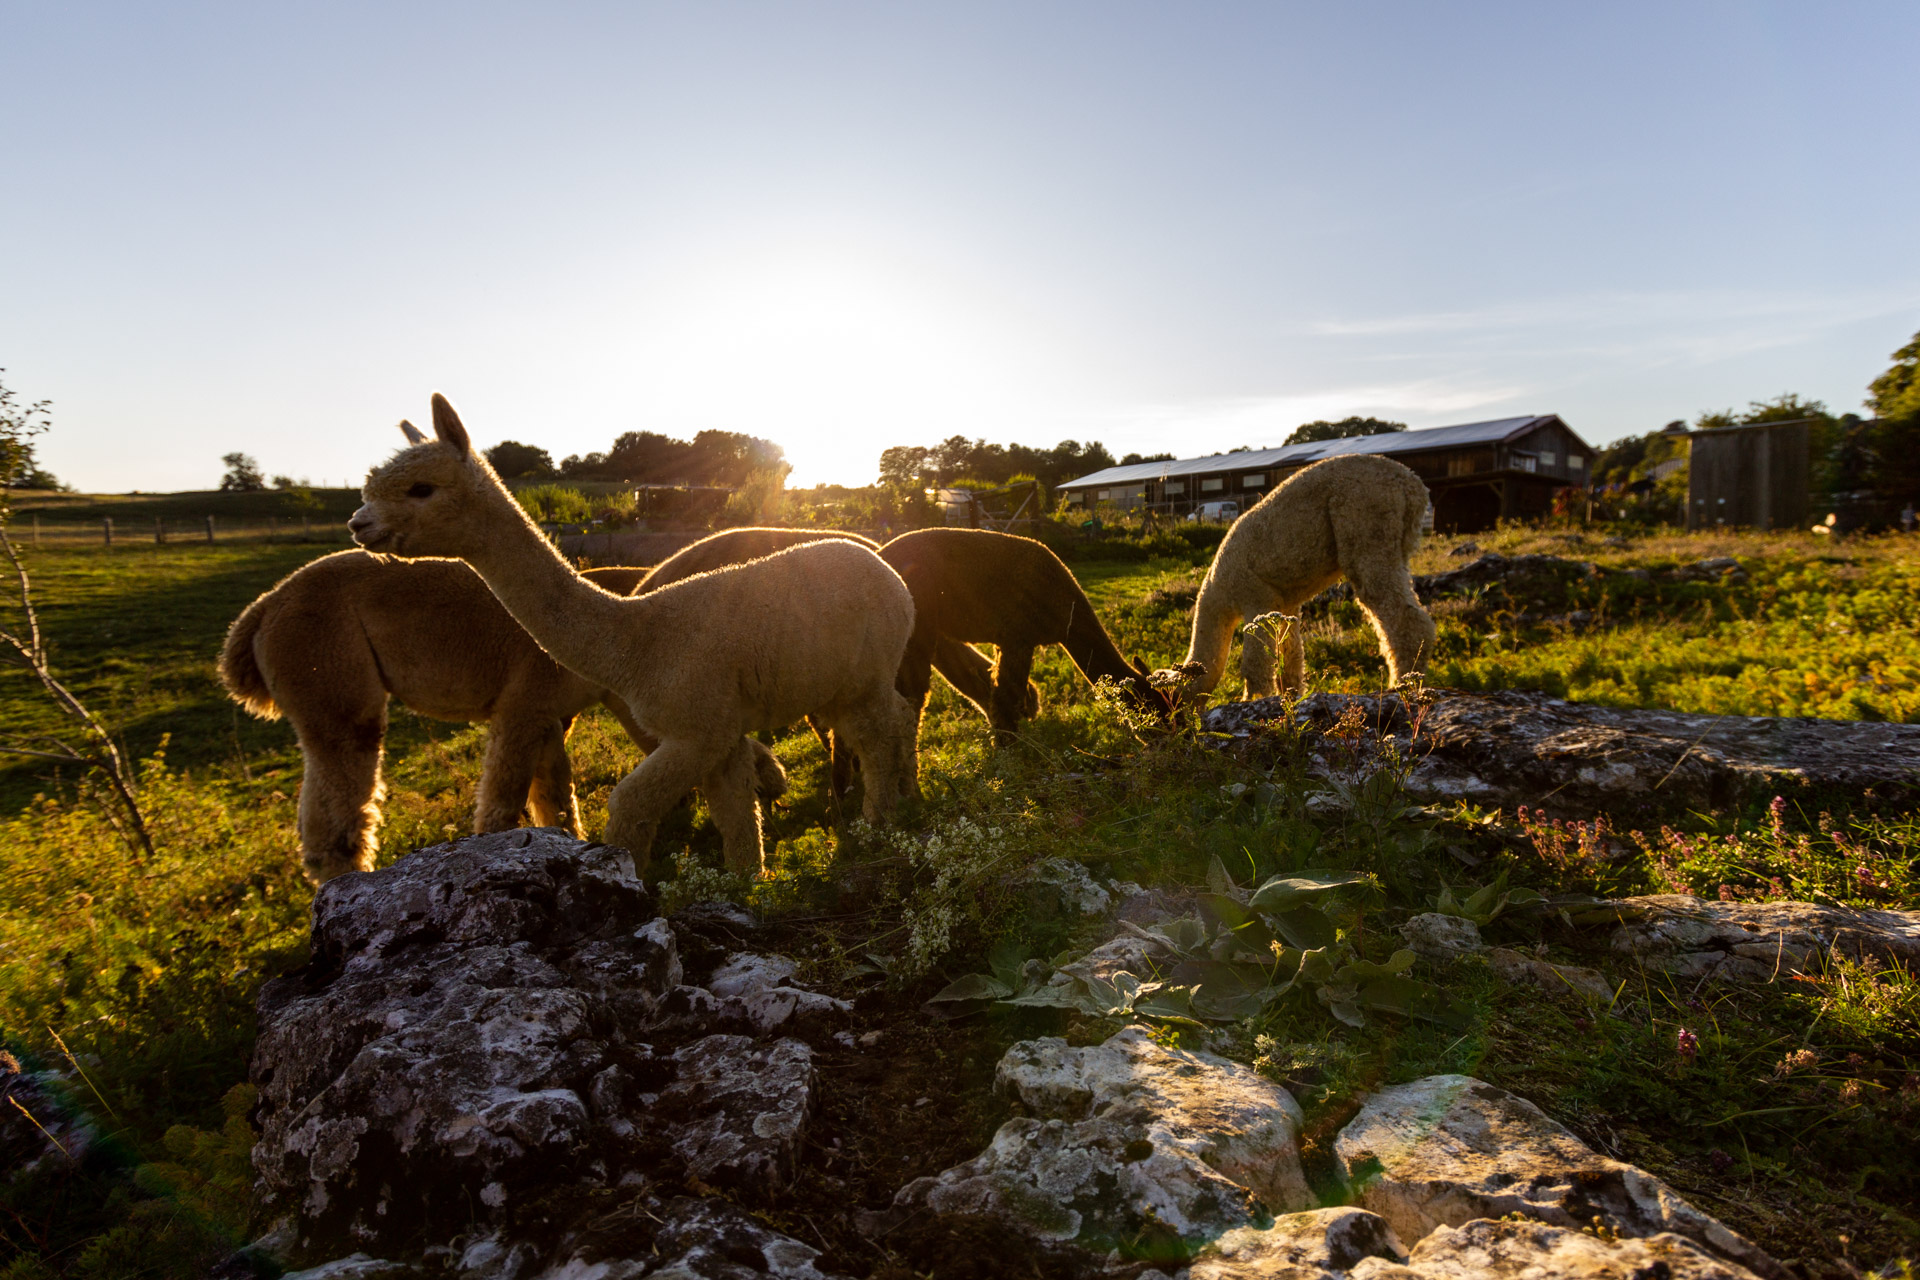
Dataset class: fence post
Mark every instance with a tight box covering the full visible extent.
[103,517,113,548]
[155,517,165,545]
[205,514,215,544]
[31,514,39,547]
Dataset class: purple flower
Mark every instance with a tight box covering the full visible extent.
[1676,1028,1699,1061]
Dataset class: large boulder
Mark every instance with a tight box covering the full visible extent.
[895,1026,1311,1259]
[1334,1075,1784,1279]
[1205,689,1920,811]
[1188,1207,1405,1278]
[1607,894,1920,980]
[1346,1217,1766,1279]
[250,831,820,1266]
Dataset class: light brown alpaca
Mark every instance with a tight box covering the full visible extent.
[638,526,1033,722]
[1171,454,1436,699]
[220,554,785,884]
[348,394,918,875]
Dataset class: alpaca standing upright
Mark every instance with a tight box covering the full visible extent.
[639,526,1033,723]
[878,528,1172,746]
[220,554,786,883]
[348,394,918,875]
[1171,454,1436,699]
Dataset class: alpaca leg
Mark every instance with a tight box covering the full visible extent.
[1239,628,1279,700]
[293,713,387,884]
[1347,562,1437,686]
[473,714,552,833]
[603,739,719,875]
[700,737,765,877]
[526,718,583,837]
[989,646,1036,746]
[1280,618,1307,697]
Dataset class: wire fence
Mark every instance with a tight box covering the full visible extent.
[12,515,359,548]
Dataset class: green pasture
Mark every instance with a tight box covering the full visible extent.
[1,526,1917,1274]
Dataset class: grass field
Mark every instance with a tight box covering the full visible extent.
[1,523,1916,1275]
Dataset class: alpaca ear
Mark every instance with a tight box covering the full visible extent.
[430,393,471,454]
[397,420,427,446]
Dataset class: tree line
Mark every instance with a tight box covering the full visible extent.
[486,430,789,489]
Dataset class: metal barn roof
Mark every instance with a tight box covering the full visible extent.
[1057,415,1579,490]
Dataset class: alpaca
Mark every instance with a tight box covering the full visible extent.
[638,526,1033,723]
[877,528,1173,747]
[348,394,918,875]
[219,553,787,883]
[1169,453,1436,700]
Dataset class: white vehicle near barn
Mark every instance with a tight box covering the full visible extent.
[1186,500,1240,523]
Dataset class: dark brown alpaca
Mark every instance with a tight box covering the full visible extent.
[878,528,1172,746]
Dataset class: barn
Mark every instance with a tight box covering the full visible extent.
[1056,414,1595,533]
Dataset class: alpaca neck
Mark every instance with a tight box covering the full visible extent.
[1183,579,1241,695]
[456,479,631,682]
[1062,590,1139,686]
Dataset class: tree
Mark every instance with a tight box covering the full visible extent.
[1284,416,1407,446]
[1867,330,1920,422]
[878,446,932,489]
[0,369,61,505]
[219,452,267,492]
[484,440,556,479]
[1119,452,1175,466]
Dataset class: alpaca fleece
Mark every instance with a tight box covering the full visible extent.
[220,553,783,883]
[1179,454,1436,697]
[348,394,918,875]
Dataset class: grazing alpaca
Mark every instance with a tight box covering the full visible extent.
[878,528,1173,747]
[639,526,1033,722]
[1171,453,1436,700]
[348,394,918,875]
[219,553,787,884]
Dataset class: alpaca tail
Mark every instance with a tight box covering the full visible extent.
[219,595,280,719]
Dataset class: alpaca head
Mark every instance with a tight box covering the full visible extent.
[350,394,507,558]
[1122,657,1180,720]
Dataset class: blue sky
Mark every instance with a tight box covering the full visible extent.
[3,2,1917,491]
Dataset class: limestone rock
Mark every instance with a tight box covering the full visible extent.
[277,1257,421,1280]
[655,1035,815,1191]
[1608,894,1920,981]
[1484,949,1613,1002]
[1334,1075,1784,1279]
[895,1026,1310,1254]
[1190,1207,1405,1278]
[1204,689,1920,811]
[1032,857,1116,916]
[700,953,852,1032]
[1347,1217,1765,1279]
[0,1055,93,1179]
[1397,914,1484,963]
[250,831,816,1264]
[645,1196,851,1280]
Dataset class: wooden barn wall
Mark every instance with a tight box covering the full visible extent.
[1687,423,1809,530]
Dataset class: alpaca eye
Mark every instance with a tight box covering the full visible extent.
[407,483,437,499]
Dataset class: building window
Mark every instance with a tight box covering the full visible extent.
[1201,477,1225,492]
[1515,455,1537,473]
[1097,489,1110,501]
[1540,452,1557,467]
[1165,482,1187,496]
[1568,455,1585,471]
[1242,473,1266,488]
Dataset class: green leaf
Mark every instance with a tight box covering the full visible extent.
[1198,892,1252,932]
[1133,985,1200,1020]
[1266,905,1339,951]
[928,972,1014,1004]
[1357,976,1475,1030]
[1001,983,1087,1010]
[1206,853,1240,899]
[1335,949,1417,983]
[987,939,1029,986]
[1296,946,1340,985]
[1248,870,1371,912]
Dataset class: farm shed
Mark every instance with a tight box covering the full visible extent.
[1684,420,1810,532]
[1056,415,1595,532]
